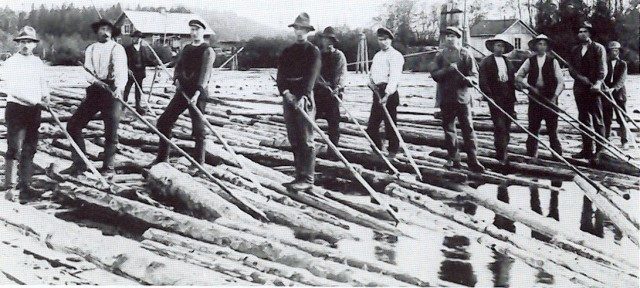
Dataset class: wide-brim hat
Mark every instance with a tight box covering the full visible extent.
[528,34,552,50]
[288,12,315,31]
[376,27,394,40]
[485,34,514,53]
[445,26,463,38]
[188,19,206,30]
[130,30,143,38]
[13,26,39,42]
[320,26,338,42]
[91,19,121,37]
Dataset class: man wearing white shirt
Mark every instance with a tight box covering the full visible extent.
[0,26,50,200]
[366,27,404,158]
[479,35,516,167]
[62,19,127,176]
[516,34,565,162]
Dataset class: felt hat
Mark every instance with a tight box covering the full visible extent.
[91,19,121,37]
[130,30,143,38]
[320,26,339,42]
[288,12,315,31]
[485,34,514,53]
[376,27,394,40]
[13,26,39,42]
[528,34,552,50]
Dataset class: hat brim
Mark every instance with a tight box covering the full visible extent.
[320,33,339,42]
[444,30,462,38]
[485,39,514,53]
[288,24,315,31]
[13,36,39,43]
[528,38,551,50]
[91,21,121,37]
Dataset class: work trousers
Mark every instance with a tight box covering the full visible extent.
[526,101,562,157]
[365,83,399,154]
[440,101,479,162]
[5,102,41,188]
[283,92,316,184]
[602,97,628,144]
[574,85,605,155]
[489,104,513,162]
[123,73,145,110]
[313,86,341,145]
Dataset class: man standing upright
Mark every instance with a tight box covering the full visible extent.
[0,26,50,200]
[366,27,404,159]
[431,26,484,173]
[603,41,629,149]
[515,35,565,162]
[123,30,152,115]
[314,26,347,147]
[150,19,215,166]
[479,35,516,166]
[276,13,320,192]
[61,19,127,176]
[569,22,608,162]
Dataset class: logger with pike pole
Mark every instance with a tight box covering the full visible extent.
[366,28,423,181]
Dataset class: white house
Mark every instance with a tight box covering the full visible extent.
[468,19,537,58]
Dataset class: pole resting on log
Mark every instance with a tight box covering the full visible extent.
[367,85,423,181]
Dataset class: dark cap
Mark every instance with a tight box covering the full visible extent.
[189,19,206,30]
[445,26,463,38]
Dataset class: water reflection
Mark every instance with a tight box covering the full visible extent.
[494,184,515,232]
[580,196,605,237]
[489,252,514,287]
[529,181,562,241]
[438,235,478,286]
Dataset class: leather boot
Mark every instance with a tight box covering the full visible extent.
[467,153,485,173]
[1,159,18,190]
[18,160,39,201]
[194,138,206,165]
[99,145,117,174]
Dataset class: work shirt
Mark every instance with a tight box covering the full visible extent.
[318,47,347,90]
[516,54,564,96]
[84,40,128,93]
[494,56,508,82]
[369,47,404,95]
[0,53,50,106]
[610,59,617,82]
[276,41,321,97]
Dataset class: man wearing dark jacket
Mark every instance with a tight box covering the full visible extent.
[431,26,484,173]
[569,22,608,162]
[123,30,152,115]
[314,26,347,146]
[150,19,215,166]
[603,41,629,149]
[479,35,516,166]
[276,13,321,191]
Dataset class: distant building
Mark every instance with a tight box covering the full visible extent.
[114,10,215,49]
[468,19,536,58]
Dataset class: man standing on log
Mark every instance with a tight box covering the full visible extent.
[479,35,516,167]
[61,19,127,176]
[149,19,215,166]
[603,41,628,150]
[0,26,50,200]
[431,26,484,173]
[366,27,404,159]
[276,13,320,191]
[314,26,347,148]
[569,22,608,163]
[515,35,565,163]
[123,30,152,115]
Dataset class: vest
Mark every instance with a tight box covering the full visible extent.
[527,55,557,99]
[177,43,210,88]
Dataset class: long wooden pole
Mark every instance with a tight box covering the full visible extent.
[218,47,244,69]
[368,86,423,181]
[128,70,155,116]
[317,76,400,175]
[270,75,399,224]
[455,68,638,245]
[45,106,110,189]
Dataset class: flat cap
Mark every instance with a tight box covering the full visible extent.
[445,26,463,38]
[376,27,394,40]
[189,19,206,30]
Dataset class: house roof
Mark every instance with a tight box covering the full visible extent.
[470,19,535,37]
[117,10,215,36]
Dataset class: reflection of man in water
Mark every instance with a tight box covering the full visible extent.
[580,196,605,237]
[529,182,561,241]
[493,184,515,232]
[438,235,477,286]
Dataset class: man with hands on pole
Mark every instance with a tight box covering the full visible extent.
[603,41,629,150]
[276,13,321,192]
[431,26,485,173]
[61,19,127,176]
[0,26,51,201]
[366,27,404,159]
[149,19,215,166]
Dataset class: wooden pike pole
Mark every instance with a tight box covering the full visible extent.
[78,64,269,222]
[455,68,639,245]
[524,89,637,166]
[45,106,110,189]
[127,69,156,116]
[218,47,244,69]
[367,85,423,181]
[271,75,400,225]
[317,76,400,176]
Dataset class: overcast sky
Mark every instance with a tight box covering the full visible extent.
[3,0,390,30]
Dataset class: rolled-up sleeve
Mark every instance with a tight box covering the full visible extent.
[84,45,96,83]
[385,51,404,95]
[553,59,565,96]
[515,58,531,81]
[112,44,128,92]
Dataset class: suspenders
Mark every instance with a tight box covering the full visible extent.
[88,42,118,81]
